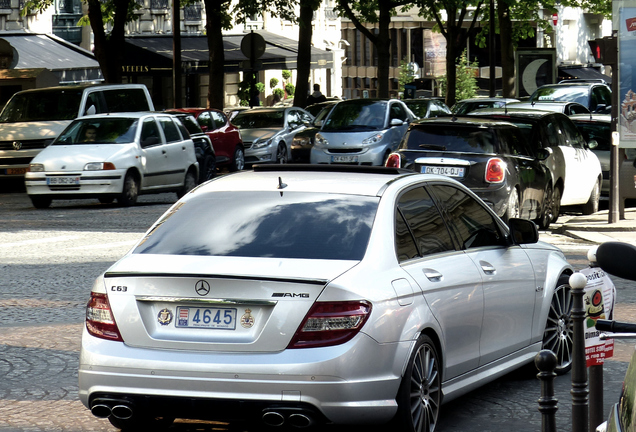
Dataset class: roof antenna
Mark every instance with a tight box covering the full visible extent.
[278,176,287,190]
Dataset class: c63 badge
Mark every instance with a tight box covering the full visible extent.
[157,308,173,326]
[240,309,255,328]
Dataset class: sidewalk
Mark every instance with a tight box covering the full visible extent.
[554,207,636,244]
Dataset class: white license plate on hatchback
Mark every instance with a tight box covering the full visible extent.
[421,166,465,178]
[332,155,358,163]
[47,176,80,185]
[176,306,237,329]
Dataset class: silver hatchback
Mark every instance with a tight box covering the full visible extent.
[310,99,415,166]
[79,165,574,432]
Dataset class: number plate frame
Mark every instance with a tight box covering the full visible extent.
[421,166,466,178]
[331,155,359,163]
[175,306,237,330]
[47,176,80,185]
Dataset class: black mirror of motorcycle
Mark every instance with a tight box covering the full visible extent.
[596,241,636,281]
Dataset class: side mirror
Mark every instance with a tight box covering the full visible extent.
[588,139,599,150]
[315,120,324,127]
[508,218,538,244]
[597,242,636,281]
[390,118,405,127]
[536,149,551,160]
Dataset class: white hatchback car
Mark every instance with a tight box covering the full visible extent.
[25,113,199,208]
[79,165,573,432]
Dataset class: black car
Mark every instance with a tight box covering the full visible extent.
[171,112,217,182]
[291,102,337,163]
[529,80,612,114]
[386,116,553,228]
[468,108,603,220]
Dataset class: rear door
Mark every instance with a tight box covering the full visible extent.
[395,185,484,379]
[429,184,536,365]
[139,116,168,187]
[157,115,189,186]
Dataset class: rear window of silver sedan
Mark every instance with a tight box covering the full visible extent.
[134,191,379,260]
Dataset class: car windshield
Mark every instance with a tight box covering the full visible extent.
[134,192,378,260]
[322,101,387,132]
[232,111,285,129]
[0,89,84,122]
[531,87,589,105]
[53,118,138,145]
[313,105,334,125]
[453,101,501,115]
[572,121,610,151]
[401,125,498,153]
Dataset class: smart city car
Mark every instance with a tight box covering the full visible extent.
[79,165,574,432]
[310,99,416,166]
[25,113,198,208]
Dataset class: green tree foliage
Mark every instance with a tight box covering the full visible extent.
[438,50,478,101]
[282,70,293,81]
[285,82,296,97]
[398,60,416,95]
[238,74,264,106]
[270,77,279,89]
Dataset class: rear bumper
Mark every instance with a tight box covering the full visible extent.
[78,327,410,425]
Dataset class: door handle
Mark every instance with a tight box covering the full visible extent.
[423,269,443,282]
[479,260,496,275]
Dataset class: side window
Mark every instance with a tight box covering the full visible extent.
[598,86,612,106]
[101,89,151,113]
[210,111,227,130]
[158,117,182,143]
[558,117,585,149]
[504,128,532,157]
[85,93,105,115]
[544,117,564,147]
[287,110,301,128]
[570,104,590,115]
[175,120,190,140]
[390,103,407,121]
[300,111,313,124]
[198,112,212,129]
[395,186,455,262]
[429,185,506,249]
[140,118,161,147]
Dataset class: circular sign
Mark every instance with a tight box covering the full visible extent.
[240,32,266,59]
[552,13,558,26]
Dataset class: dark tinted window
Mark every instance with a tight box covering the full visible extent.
[430,185,505,249]
[158,117,182,143]
[141,118,161,147]
[198,111,212,128]
[211,111,227,129]
[233,111,285,129]
[500,128,532,156]
[102,88,151,112]
[572,121,610,151]
[402,125,498,153]
[395,187,454,262]
[176,115,203,135]
[0,89,83,122]
[134,192,378,260]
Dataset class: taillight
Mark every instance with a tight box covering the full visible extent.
[288,301,372,349]
[485,158,506,183]
[86,292,123,342]
[385,153,401,168]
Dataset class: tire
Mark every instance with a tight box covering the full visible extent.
[118,173,139,207]
[551,186,562,223]
[536,186,552,230]
[177,169,197,199]
[229,146,245,172]
[108,415,174,431]
[276,143,288,164]
[393,334,441,432]
[30,196,52,209]
[504,188,520,222]
[199,152,217,183]
[541,274,573,375]
[582,179,600,215]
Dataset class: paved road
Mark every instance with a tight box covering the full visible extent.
[0,189,634,432]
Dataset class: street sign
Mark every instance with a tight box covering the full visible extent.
[240,32,266,60]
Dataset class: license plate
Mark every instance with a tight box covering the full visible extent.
[421,166,465,178]
[176,306,237,329]
[332,155,358,163]
[47,176,80,185]
[6,168,27,175]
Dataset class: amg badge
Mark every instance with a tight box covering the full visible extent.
[272,293,310,298]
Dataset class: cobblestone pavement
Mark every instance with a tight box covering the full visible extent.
[0,189,635,432]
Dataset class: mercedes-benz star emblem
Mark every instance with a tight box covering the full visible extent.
[12,141,22,150]
[195,280,210,296]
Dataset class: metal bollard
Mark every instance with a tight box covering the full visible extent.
[536,349,559,432]
[570,272,589,432]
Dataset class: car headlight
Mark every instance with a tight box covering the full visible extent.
[84,162,116,171]
[252,137,273,149]
[362,132,386,145]
[29,163,44,172]
[315,133,329,148]
[293,136,311,147]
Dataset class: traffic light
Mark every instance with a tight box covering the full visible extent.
[588,36,617,65]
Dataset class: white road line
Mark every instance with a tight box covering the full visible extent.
[68,240,139,250]
[0,235,81,248]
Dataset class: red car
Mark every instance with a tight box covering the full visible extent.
[167,108,245,171]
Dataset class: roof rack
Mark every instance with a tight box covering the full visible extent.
[252,164,411,175]
[557,79,606,84]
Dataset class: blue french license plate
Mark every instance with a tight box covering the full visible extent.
[176,306,237,329]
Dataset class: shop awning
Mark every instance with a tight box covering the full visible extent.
[558,66,611,84]
[0,32,103,83]
[124,31,334,75]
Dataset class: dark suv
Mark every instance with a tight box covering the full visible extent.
[385,117,553,227]
[529,80,612,114]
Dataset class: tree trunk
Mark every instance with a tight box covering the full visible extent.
[498,0,515,98]
[376,0,391,98]
[88,0,127,83]
[294,1,314,108]
[205,0,226,109]
[445,26,462,108]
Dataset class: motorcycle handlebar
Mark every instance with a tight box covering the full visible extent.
[595,319,636,333]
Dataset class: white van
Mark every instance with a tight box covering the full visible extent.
[0,84,154,177]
